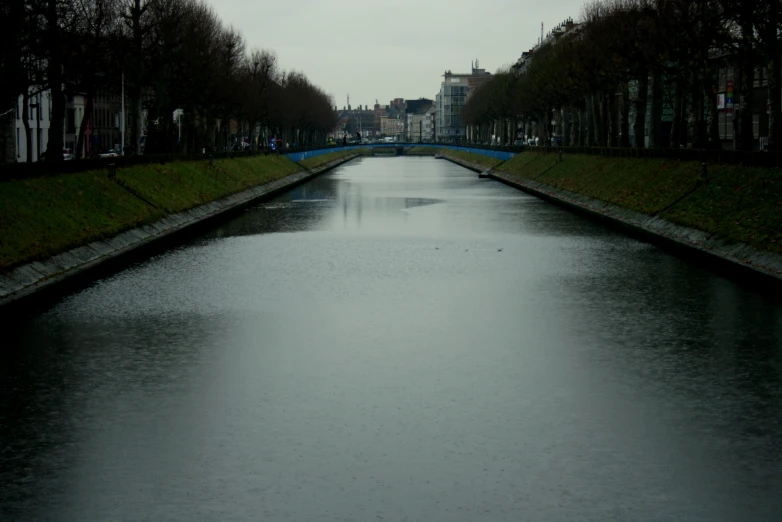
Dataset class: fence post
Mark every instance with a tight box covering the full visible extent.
[108,163,116,180]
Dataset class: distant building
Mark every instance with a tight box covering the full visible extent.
[332,105,378,139]
[435,62,491,142]
[405,98,433,116]
[512,18,579,75]
[404,98,433,138]
[14,88,98,162]
[380,115,405,140]
[406,104,436,142]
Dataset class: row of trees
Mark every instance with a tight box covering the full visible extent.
[0,0,337,163]
[463,0,782,151]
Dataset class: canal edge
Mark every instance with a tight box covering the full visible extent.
[488,171,782,290]
[0,153,361,313]
[439,154,493,173]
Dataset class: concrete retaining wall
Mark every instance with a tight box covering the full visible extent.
[0,153,360,310]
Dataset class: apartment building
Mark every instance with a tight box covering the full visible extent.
[406,105,436,142]
[436,62,491,142]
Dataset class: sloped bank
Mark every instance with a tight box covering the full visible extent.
[0,151,362,310]
[423,149,505,172]
[490,151,782,286]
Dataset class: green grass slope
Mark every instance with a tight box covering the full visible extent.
[497,151,782,253]
[0,154,302,270]
[298,148,369,170]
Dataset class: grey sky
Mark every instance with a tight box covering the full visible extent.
[208,0,587,108]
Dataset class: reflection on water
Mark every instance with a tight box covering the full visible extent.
[2,156,781,521]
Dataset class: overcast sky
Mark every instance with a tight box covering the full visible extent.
[207,0,586,109]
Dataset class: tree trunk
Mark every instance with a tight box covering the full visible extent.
[45,0,65,162]
[649,67,663,148]
[129,0,147,155]
[620,83,630,148]
[592,92,602,146]
[583,95,595,147]
[601,91,610,147]
[706,76,721,149]
[249,119,257,151]
[75,94,94,159]
[634,73,649,148]
[670,74,685,148]
[0,0,25,163]
[22,90,32,163]
[736,20,755,151]
[768,49,782,151]
[0,109,14,163]
[691,68,707,148]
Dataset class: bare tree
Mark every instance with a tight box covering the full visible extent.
[0,0,27,162]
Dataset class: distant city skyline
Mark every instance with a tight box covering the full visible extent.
[206,0,587,105]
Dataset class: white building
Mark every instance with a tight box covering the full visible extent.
[13,85,127,162]
[406,105,436,142]
[435,62,491,142]
[14,89,52,162]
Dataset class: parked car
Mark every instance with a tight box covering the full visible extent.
[63,149,75,160]
[99,149,121,158]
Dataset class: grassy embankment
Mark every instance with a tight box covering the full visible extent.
[297,148,370,170]
[406,146,437,155]
[497,151,782,254]
[406,147,505,169]
[0,154,303,271]
[446,149,505,169]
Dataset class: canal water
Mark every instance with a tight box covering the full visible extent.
[2,157,781,521]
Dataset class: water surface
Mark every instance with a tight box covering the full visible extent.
[2,157,781,521]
